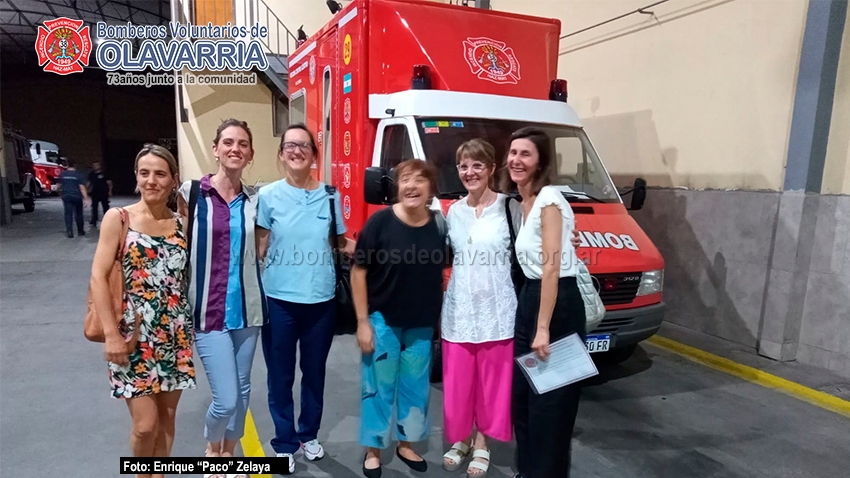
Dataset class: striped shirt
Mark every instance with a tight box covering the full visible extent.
[179,175,268,332]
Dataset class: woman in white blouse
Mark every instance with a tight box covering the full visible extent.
[502,127,585,478]
[440,139,516,477]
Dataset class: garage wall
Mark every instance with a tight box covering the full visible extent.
[0,69,175,194]
[822,4,850,195]
[175,72,282,186]
[491,0,807,191]
[487,0,850,377]
[263,0,336,40]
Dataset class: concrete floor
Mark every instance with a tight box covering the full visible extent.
[2,196,849,477]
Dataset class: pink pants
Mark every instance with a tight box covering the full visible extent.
[442,338,514,443]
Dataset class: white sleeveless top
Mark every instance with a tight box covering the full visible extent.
[441,194,517,344]
[514,185,579,279]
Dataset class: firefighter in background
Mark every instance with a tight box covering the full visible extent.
[88,162,112,228]
[58,159,89,238]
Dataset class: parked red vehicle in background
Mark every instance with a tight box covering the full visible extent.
[289,0,665,362]
[30,140,64,196]
[2,124,37,212]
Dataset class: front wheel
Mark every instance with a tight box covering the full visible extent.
[23,195,35,212]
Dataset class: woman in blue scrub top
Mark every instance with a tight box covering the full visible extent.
[256,123,354,472]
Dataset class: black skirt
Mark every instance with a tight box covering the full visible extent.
[514,276,587,349]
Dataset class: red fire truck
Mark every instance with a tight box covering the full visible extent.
[2,124,37,213]
[289,0,665,361]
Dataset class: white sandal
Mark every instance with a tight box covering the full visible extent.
[442,441,473,471]
[466,449,491,477]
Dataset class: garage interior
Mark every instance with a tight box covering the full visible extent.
[1,0,177,204]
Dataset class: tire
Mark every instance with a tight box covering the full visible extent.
[597,344,637,364]
[23,195,35,213]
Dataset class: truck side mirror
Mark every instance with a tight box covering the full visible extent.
[364,166,391,205]
[35,144,41,155]
[630,177,647,210]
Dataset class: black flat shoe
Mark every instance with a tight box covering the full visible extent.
[396,447,427,472]
[363,453,382,478]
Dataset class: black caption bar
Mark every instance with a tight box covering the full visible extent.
[120,457,289,474]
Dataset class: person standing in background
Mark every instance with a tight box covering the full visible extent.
[88,161,113,228]
[59,159,89,238]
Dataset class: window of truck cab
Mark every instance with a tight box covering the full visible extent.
[415,118,620,203]
[380,124,415,170]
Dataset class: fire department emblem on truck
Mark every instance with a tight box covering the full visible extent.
[343,195,352,219]
[35,18,92,75]
[463,37,520,85]
[344,98,352,124]
[343,163,352,188]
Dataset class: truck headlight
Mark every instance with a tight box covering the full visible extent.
[636,269,663,296]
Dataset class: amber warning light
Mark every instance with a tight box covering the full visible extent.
[412,64,431,89]
[550,79,567,102]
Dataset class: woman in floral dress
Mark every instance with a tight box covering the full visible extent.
[90,143,195,478]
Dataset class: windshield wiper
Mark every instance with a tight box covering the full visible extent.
[437,191,467,200]
[561,191,607,204]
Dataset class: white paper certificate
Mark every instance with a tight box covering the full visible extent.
[515,333,599,394]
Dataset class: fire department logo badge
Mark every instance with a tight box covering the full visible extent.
[462,37,520,85]
[35,18,92,75]
[343,163,351,188]
[343,195,352,219]
[344,98,352,124]
[344,131,352,156]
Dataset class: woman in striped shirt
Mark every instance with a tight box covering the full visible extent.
[178,118,268,465]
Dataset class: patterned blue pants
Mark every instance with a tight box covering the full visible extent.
[360,311,433,449]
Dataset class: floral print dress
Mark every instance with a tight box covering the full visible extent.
[108,215,196,399]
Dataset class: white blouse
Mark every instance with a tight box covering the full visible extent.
[441,194,518,344]
[514,185,579,279]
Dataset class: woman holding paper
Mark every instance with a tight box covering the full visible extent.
[501,127,586,478]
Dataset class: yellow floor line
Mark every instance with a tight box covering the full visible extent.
[240,408,272,478]
[646,335,850,419]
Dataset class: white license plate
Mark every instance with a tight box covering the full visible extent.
[586,334,611,353]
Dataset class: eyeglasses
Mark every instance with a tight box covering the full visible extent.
[282,141,312,152]
[457,163,488,173]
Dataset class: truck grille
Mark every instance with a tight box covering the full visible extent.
[593,272,642,306]
[594,316,635,335]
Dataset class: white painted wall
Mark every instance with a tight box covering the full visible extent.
[491,0,809,191]
[822,4,850,195]
[175,72,282,186]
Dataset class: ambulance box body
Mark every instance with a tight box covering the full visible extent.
[288,0,665,359]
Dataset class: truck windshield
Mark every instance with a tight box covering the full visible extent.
[416,117,620,204]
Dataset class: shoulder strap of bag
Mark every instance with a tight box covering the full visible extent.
[115,207,130,261]
[432,208,447,237]
[325,184,341,250]
[187,179,201,253]
[504,194,518,246]
[325,185,346,277]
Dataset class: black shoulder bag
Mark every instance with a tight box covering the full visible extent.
[186,180,201,253]
[504,194,525,297]
[326,185,358,335]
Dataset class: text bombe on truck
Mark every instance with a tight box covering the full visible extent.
[289,0,665,361]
